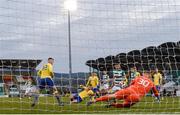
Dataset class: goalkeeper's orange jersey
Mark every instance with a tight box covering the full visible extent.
[129,76,159,97]
[37,63,54,79]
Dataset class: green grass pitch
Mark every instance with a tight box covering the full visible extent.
[0,96,179,114]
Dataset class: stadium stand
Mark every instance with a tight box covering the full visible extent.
[86,41,180,72]
[86,41,180,95]
[0,59,41,96]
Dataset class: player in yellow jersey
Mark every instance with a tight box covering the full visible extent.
[31,58,63,107]
[152,68,163,100]
[37,62,54,79]
[152,68,162,92]
[37,58,57,91]
[129,67,141,83]
[70,85,94,103]
[86,72,99,94]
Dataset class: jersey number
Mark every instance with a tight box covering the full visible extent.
[137,78,150,87]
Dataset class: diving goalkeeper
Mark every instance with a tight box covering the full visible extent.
[87,71,160,108]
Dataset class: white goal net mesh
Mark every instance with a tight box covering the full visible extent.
[0,0,180,114]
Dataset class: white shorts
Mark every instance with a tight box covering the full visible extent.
[111,85,122,92]
[101,84,109,90]
[25,86,38,95]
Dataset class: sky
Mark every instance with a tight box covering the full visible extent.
[0,0,180,73]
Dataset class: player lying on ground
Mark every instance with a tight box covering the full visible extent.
[87,72,160,108]
[31,57,63,107]
[70,85,94,103]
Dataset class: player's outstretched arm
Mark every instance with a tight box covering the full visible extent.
[86,78,90,87]
[37,70,42,76]
[79,85,86,89]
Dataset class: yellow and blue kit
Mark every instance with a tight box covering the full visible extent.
[73,88,94,103]
[37,63,54,89]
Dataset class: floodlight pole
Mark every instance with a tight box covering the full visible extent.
[68,10,72,93]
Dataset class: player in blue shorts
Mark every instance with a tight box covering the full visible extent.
[31,57,63,107]
[70,85,94,103]
[86,72,100,97]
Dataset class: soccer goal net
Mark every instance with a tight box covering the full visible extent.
[0,0,180,114]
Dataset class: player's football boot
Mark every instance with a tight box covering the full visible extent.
[154,97,161,103]
[86,101,93,106]
[31,103,36,107]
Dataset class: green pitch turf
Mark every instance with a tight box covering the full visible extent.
[0,96,179,114]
